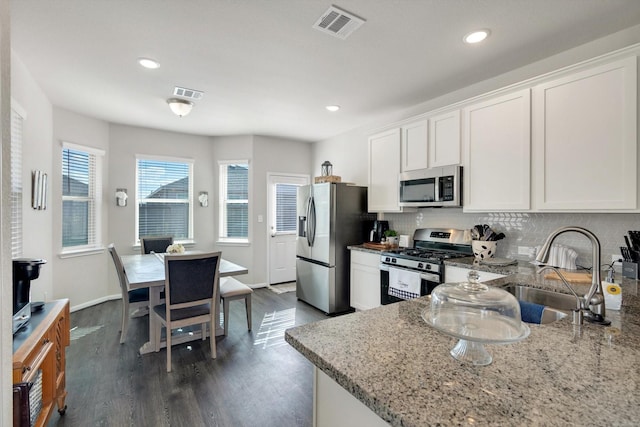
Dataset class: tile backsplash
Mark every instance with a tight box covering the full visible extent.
[382,209,638,270]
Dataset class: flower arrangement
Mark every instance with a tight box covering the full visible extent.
[166,243,185,254]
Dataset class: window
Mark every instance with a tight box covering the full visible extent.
[219,161,249,242]
[274,183,297,234]
[11,107,24,258]
[136,157,193,242]
[61,142,104,251]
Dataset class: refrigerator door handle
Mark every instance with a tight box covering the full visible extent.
[308,196,317,246]
[305,196,313,247]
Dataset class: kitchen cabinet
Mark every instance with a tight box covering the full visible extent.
[13,299,70,427]
[463,89,531,211]
[532,56,637,210]
[350,250,381,310]
[445,265,505,283]
[401,119,428,172]
[428,110,461,167]
[368,128,403,212]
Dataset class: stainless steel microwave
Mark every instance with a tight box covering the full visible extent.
[398,165,462,208]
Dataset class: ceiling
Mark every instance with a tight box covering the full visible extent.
[10,0,640,142]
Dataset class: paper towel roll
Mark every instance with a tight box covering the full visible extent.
[399,235,410,247]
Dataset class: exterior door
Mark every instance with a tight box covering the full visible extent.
[268,173,309,285]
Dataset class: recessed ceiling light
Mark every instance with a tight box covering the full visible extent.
[138,57,160,69]
[326,105,340,112]
[463,29,490,44]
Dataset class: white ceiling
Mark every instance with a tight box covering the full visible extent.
[10,0,640,142]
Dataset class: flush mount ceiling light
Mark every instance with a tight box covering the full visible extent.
[326,105,340,112]
[463,29,490,44]
[138,57,160,69]
[167,98,193,117]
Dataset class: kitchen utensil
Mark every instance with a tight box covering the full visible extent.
[624,235,634,254]
[629,231,640,251]
[621,246,630,262]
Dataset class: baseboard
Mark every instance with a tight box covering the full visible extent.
[70,294,120,313]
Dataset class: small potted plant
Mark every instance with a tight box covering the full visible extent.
[384,230,399,247]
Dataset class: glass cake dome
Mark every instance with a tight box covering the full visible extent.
[422,270,529,365]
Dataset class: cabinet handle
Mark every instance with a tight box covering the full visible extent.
[42,337,50,345]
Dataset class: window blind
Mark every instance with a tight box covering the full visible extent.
[220,163,249,240]
[275,183,297,233]
[62,146,102,248]
[137,158,191,240]
[10,109,23,258]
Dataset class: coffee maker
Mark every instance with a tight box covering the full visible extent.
[13,258,46,334]
[369,220,389,243]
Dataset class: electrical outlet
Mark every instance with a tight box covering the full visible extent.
[611,254,623,268]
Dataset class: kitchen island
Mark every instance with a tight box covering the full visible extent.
[285,262,640,426]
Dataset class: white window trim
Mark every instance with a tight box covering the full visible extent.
[135,154,194,244]
[60,141,105,255]
[218,159,250,244]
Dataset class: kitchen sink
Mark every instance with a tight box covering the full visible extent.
[505,284,573,324]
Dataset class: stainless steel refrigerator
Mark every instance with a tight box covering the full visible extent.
[296,183,373,314]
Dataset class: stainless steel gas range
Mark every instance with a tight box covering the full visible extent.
[380,228,473,305]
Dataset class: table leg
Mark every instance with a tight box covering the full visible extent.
[139,285,162,355]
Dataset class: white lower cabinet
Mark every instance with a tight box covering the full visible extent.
[350,250,381,310]
[444,265,506,284]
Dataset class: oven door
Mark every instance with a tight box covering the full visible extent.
[379,263,441,305]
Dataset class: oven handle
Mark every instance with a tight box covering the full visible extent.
[379,263,440,283]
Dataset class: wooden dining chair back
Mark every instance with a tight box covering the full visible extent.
[152,252,221,372]
[108,244,150,344]
[140,236,174,254]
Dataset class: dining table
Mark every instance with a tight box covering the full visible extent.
[121,252,248,355]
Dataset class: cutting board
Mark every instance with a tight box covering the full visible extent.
[543,271,592,284]
[362,242,395,250]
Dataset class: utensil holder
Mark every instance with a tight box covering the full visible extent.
[472,240,497,260]
[622,261,638,280]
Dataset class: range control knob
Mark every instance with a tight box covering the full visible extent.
[417,263,424,269]
[384,257,391,263]
[425,264,431,270]
[391,258,397,263]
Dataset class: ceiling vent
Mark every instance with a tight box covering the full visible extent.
[313,5,365,39]
[173,86,204,100]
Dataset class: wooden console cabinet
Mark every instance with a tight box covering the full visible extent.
[13,299,70,427]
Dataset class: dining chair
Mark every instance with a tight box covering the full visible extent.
[108,244,150,344]
[220,277,253,336]
[152,252,221,372]
[140,236,174,254]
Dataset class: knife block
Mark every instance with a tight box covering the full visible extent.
[622,261,638,280]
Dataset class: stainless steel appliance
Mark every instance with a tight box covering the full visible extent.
[296,183,373,314]
[13,258,46,334]
[369,220,389,243]
[380,228,472,305]
[399,165,462,208]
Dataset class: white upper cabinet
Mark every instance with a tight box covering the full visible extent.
[428,110,461,167]
[368,128,403,212]
[401,120,428,172]
[532,57,637,210]
[463,89,531,211]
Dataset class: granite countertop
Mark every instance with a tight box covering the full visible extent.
[285,260,640,426]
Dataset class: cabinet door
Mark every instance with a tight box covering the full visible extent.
[350,251,381,310]
[401,120,428,172]
[429,110,461,167]
[463,89,531,211]
[532,57,637,210]
[368,128,402,212]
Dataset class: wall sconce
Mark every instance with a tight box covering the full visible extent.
[198,191,209,207]
[115,188,128,207]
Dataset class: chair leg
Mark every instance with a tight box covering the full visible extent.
[245,295,252,332]
[166,326,172,373]
[120,300,129,344]
[154,317,161,353]
[210,317,217,359]
[201,323,206,341]
[223,298,230,336]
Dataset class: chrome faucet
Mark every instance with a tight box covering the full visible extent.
[535,226,610,325]
[537,266,584,325]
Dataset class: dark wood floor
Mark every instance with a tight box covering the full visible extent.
[48,287,327,427]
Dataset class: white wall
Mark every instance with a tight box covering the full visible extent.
[52,108,110,307]
[11,53,53,303]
